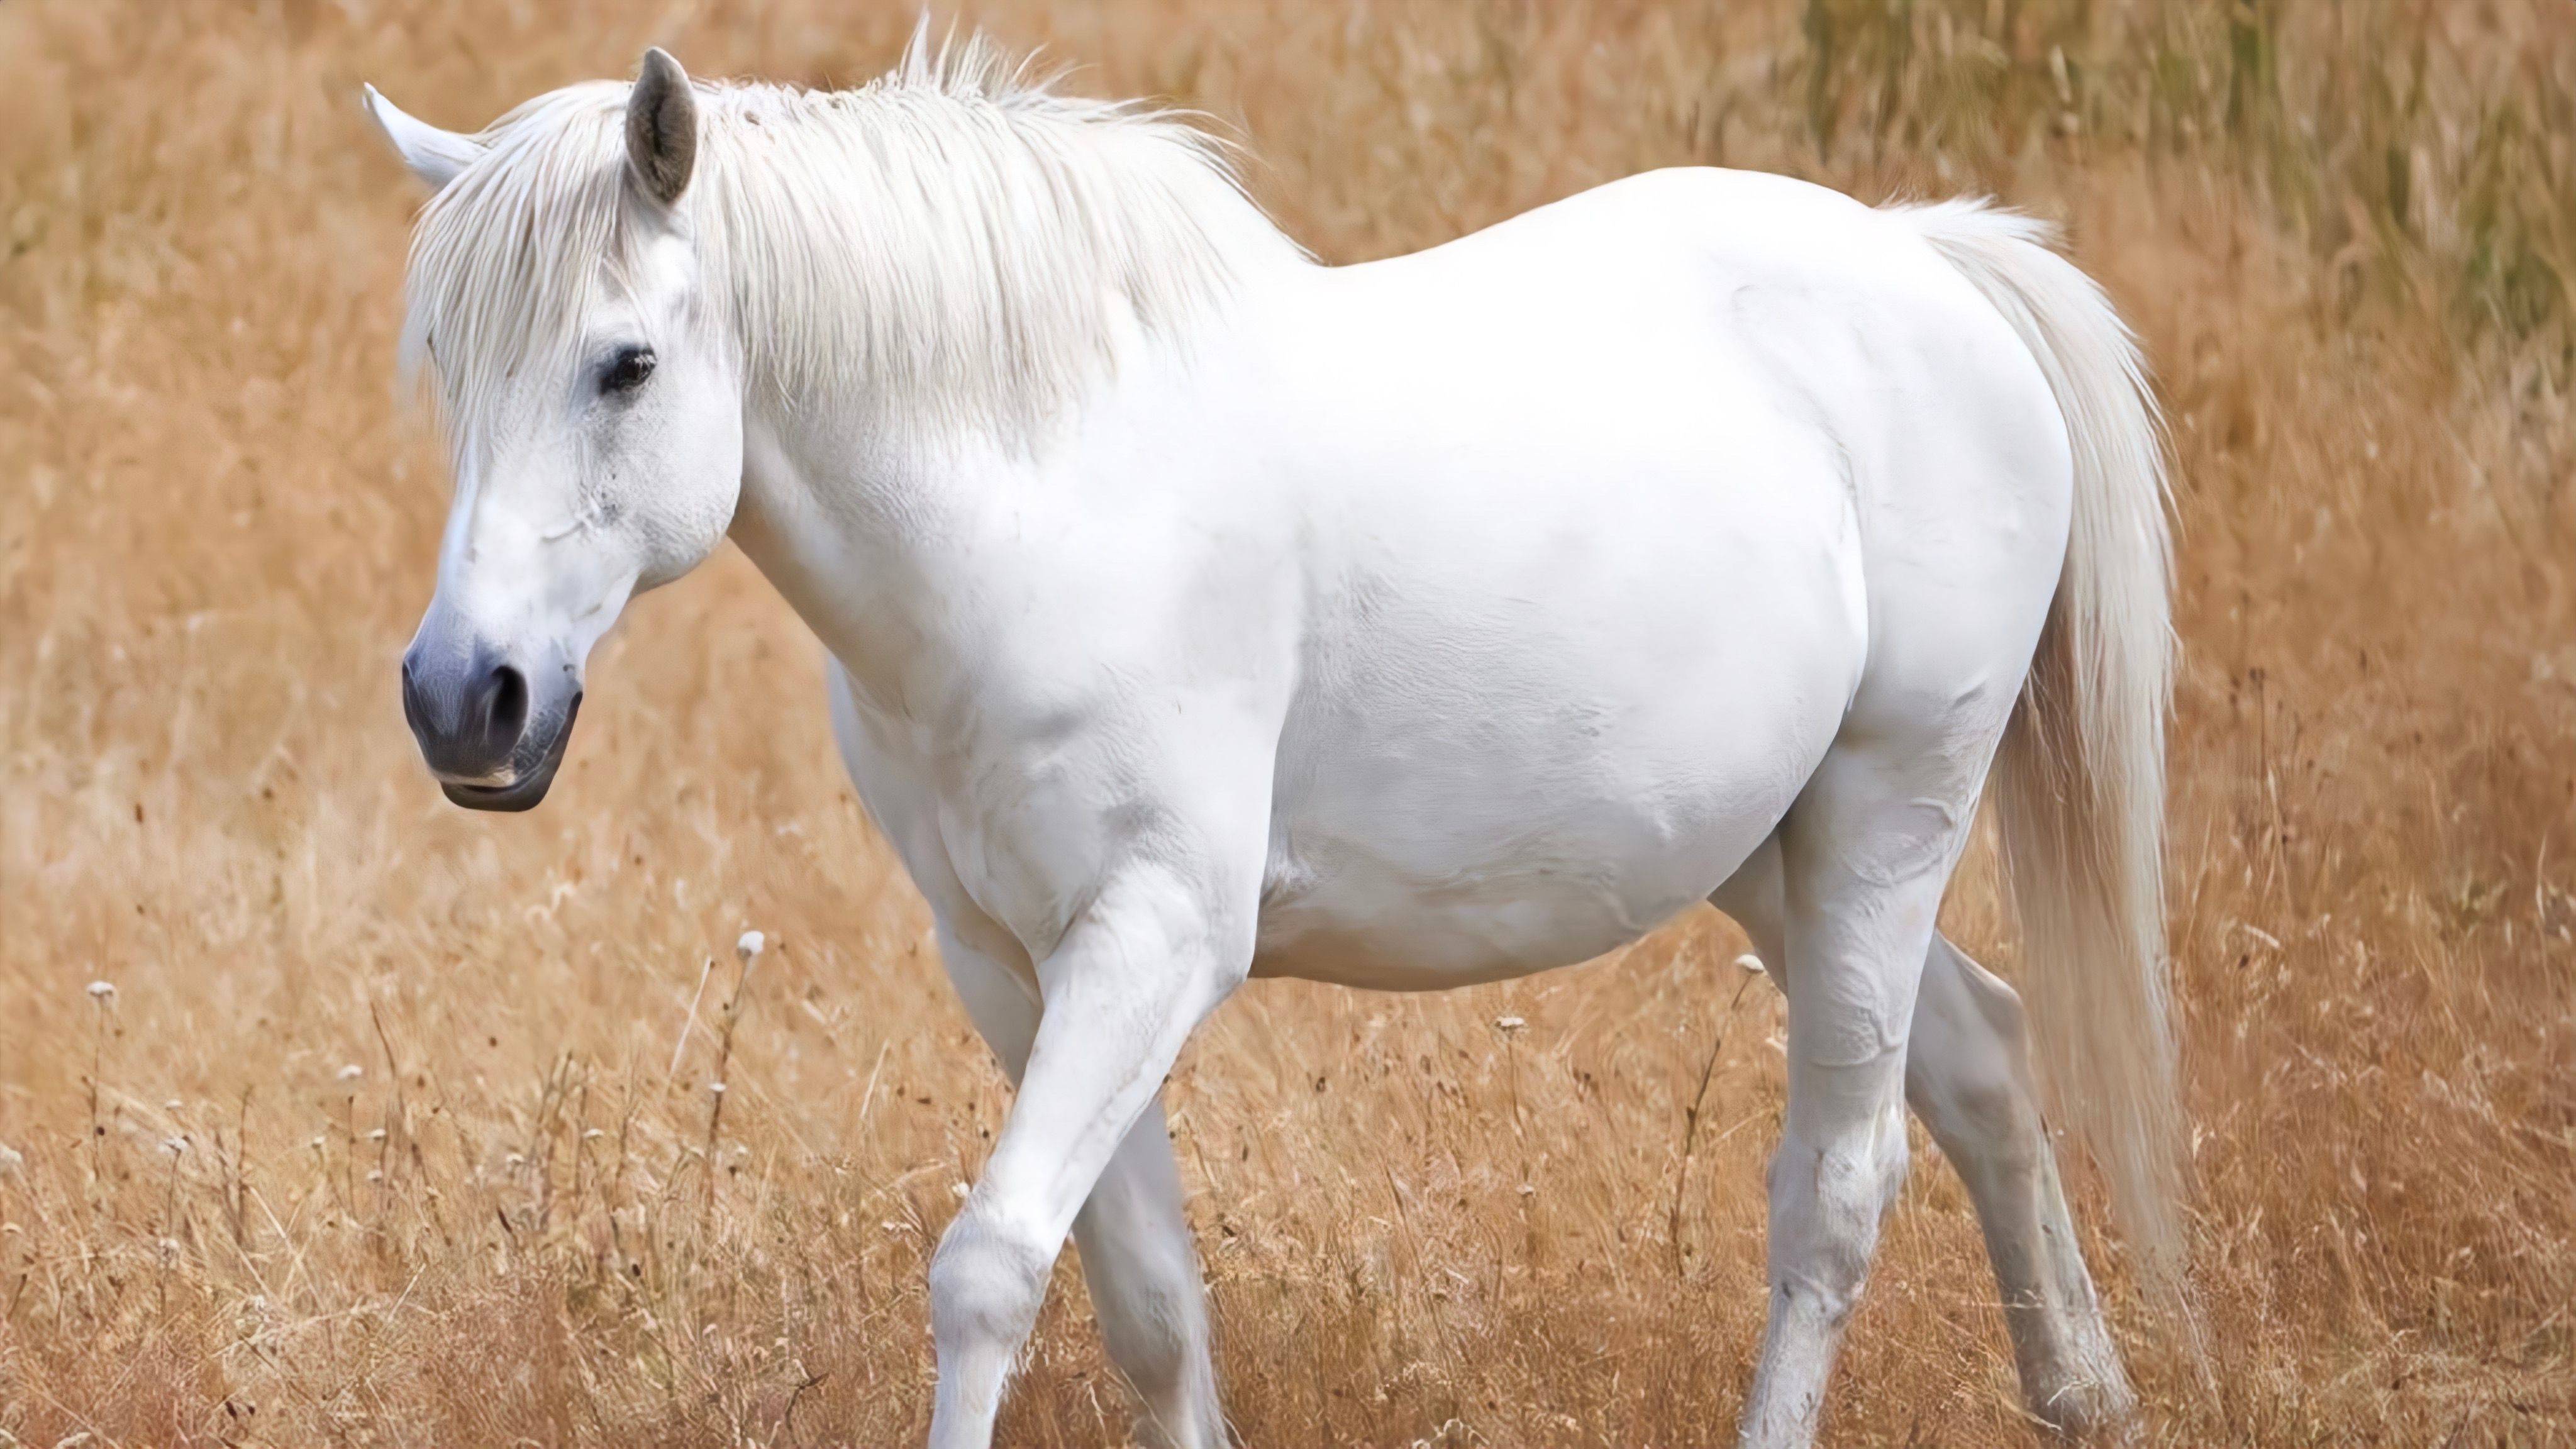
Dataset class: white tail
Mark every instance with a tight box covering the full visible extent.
[1904,200,2187,1309]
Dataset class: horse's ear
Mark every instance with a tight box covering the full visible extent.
[626,47,697,208]
[361,84,483,192]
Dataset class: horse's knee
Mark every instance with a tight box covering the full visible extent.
[1096,1292,1197,1406]
[930,1202,1054,1353]
[1082,1241,1199,1387]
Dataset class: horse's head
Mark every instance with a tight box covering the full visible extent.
[365,50,738,810]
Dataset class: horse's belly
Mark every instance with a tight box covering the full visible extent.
[1249,797,1777,989]
[1250,540,1858,988]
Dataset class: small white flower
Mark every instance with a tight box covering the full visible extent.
[709,1081,728,1096]
[87,980,116,1001]
[0,1141,23,1178]
[336,1063,364,1084]
[949,1182,970,1199]
[736,930,767,962]
[1494,1015,1527,1034]
[582,1128,605,1141]
[366,1128,387,1143]
[162,1136,188,1156]
[366,1169,384,1184]
[1734,953,1767,975]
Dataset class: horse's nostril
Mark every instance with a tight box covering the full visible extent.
[486,663,528,746]
[399,654,426,735]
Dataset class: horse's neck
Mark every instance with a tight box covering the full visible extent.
[730,406,930,692]
[733,383,1101,725]
[722,150,1307,712]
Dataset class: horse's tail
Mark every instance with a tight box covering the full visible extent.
[1904,200,2189,1318]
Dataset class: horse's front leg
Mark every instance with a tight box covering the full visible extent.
[926,869,1247,1449]
[934,924,1229,1449]
[1072,1094,1228,1446]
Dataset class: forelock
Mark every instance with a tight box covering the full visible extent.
[399,83,647,438]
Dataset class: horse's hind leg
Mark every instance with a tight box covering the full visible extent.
[1910,934,2136,1437]
[1736,746,1967,1448]
[1713,839,2135,1438]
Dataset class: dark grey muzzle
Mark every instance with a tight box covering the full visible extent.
[399,641,581,812]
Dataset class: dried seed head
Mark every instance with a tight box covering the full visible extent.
[336,1063,364,1084]
[709,1080,728,1096]
[736,930,766,963]
[1734,953,1767,975]
[0,1142,23,1178]
[1494,1015,1528,1034]
[87,980,116,1002]
[162,1136,188,1156]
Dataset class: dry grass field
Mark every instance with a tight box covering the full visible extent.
[4,1,2573,1445]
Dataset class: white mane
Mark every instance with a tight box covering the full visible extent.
[401,31,1294,444]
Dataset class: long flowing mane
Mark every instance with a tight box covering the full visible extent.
[401,30,1294,443]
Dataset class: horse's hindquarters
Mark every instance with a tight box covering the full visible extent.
[1236,172,2077,992]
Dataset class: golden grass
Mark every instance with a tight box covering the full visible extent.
[3,1,2572,1444]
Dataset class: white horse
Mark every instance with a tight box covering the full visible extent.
[367,35,2182,1448]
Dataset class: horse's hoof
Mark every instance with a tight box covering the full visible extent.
[2033,1371,2142,1443]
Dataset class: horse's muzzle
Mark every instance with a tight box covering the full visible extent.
[401,643,582,812]
[435,696,579,811]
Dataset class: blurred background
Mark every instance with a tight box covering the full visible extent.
[1,1,2570,1443]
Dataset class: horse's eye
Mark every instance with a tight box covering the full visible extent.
[601,347,656,396]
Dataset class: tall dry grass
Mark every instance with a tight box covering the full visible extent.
[3,1,2572,1445]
